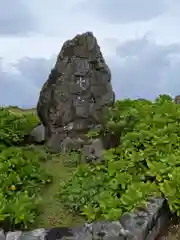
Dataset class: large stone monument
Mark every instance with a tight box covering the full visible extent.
[37,32,115,160]
[175,95,180,104]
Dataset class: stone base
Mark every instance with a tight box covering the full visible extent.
[46,136,105,162]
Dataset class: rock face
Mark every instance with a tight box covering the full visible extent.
[37,32,115,160]
[29,124,45,143]
[175,95,180,104]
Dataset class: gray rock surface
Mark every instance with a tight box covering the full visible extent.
[174,95,180,104]
[0,230,5,240]
[119,197,170,240]
[1,197,170,240]
[37,32,115,160]
[29,124,45,143]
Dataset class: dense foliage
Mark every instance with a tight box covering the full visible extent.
[0,107,52,230]
[0,107,39,147]
[59,94,180,221]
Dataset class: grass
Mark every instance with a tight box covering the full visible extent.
[35,153,85,228]
[7,106,36,115]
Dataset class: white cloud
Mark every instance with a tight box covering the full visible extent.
[75,0,169,24]
[1,0,180,107]
[0,0,37,35]
[109,36,180,100]
[0,57,55,108]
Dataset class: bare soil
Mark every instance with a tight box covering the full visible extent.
[158,217,180,240]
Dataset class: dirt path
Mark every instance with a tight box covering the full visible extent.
[34,154,85,229]
[158,218,180,240]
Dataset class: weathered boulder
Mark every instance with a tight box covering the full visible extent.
[29,124,45,143]
[174,95,180,104]
[37,32,115,160]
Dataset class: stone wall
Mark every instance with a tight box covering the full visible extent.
[1,197,170,240]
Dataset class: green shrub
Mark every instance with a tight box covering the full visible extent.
[59,94,180,221]
[0,107,52,229]
[0,146,52,229]
[0,107,39,147]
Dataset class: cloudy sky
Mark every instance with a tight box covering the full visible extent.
[1,0,180,107]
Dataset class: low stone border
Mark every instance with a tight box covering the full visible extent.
[0,197,171,240]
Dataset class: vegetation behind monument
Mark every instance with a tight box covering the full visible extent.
[59,94,180,221]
